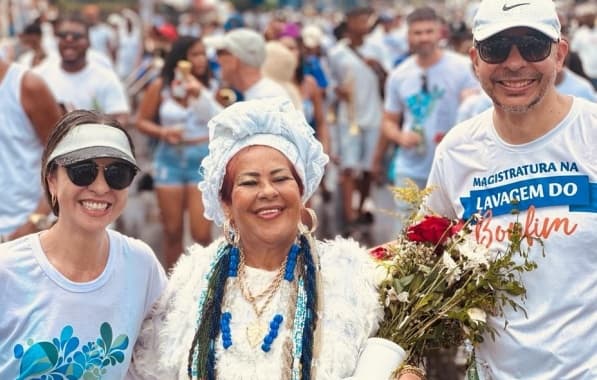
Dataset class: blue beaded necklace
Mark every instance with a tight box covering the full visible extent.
[221,243,300,352]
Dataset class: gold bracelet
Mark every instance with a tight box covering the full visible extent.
[398,364,426,380]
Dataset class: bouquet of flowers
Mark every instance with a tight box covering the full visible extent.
[367,180,542,375]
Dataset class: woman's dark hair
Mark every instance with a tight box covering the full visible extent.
[41,110,135,216]
[160,35,210,87]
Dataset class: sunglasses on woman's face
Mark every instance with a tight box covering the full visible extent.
[475,34,555,64]
[64,160,138,190]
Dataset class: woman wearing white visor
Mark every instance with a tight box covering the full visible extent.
[0,110,167,379]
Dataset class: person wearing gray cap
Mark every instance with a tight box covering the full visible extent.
[424,0,597,379]
[205,28,288,102]
[0,110,167,378]
[127,97,424,380]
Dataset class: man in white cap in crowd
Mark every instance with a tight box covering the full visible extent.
[425,0,597,378]
[206,28,287,102]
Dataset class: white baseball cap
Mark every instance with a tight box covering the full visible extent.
[301,25,323,49]
[473,0,561,42]
[205,28,266,68]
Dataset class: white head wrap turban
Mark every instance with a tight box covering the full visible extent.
[199,97,329,226]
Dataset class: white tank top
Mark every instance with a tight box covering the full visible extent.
[0,63,44,235]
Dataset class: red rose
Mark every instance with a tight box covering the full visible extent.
[370,245,391,260]
[450,220,465,236]
[407,215,457,245]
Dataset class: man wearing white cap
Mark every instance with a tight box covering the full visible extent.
[425,0,597,379]
[205,28,288,102]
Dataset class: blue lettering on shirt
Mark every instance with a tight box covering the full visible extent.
[460,175,597,218]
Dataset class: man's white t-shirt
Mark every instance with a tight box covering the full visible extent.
[426,97,597,379]
[34,60,129,114]
[0,229,167,379]
[385,50,478,182]
[328,39,384,129]
[243,77,288,101]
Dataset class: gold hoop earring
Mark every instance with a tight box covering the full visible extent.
[299,207,318,235]
[223,218,240,246]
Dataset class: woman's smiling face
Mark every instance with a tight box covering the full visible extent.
[222,145,303,249]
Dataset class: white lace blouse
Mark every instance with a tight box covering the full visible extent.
[128,236,383,380]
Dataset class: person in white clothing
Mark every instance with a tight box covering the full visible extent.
[378,6,478,242]
[328,6,386,234]
[0,110,167,379]
[425,1,597,378]
[136,35,222,270]
[34,15,130,126]
[0,57,62,241]
[205,28,288,103]
[570,4,597,89]
[127,98,424,380]
[83,4,117,63]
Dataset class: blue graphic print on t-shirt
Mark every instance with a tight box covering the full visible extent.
[405,85,444,130]
[13,323,129,380]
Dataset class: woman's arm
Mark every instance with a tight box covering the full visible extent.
[135,78,183,145]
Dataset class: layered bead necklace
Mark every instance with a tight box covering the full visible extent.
[190,241,311,380]
[222,243,300,352]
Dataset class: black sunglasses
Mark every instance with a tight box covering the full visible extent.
[56,31,86,40]
[64,160,138,190]
[475,34,555,64]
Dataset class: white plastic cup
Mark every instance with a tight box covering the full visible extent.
[352,337,407,380]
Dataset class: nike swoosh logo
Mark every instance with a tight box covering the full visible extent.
[502,2,530,11]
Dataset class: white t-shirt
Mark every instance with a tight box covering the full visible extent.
[426,97,597,380]
[385,51,478,182]
[571,26,597,78]
[89,23,116,61]
[0,229,167,379]
[243,77,288,101]
[34,60,129,114]
[328,39,384,129]
[0,63,42,236]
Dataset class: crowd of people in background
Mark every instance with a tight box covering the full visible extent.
[1,0,595,251]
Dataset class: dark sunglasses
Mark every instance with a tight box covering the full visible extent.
[475,34,555,64]
[56,31,86,40]
[64,160,138,190]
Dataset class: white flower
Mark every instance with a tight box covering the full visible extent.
[397,291,410,303]
[467,308,487,324]
[385,287,399,307]
[374,265,392,285]
[442,251,462,286]
[458,236,490,270]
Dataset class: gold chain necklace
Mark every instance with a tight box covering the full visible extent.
[237,247,289,318]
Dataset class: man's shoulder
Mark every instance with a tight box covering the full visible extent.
[245,77,288,100]
[388,56,418,78]
[574,96,597,117]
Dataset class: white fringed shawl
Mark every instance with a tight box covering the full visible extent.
[128,236,383,380]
